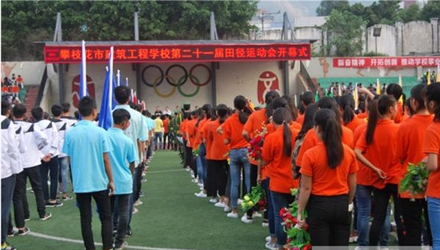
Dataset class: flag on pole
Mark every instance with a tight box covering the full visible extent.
[79,40,88,99]
[398,75,403,104]
[376,78,381,95]
[98,47,114,130]
[427,70,431,85]
[116,70,121,87]
[126,77,129,86]
[437,63,440,83]
[315,91,320,102]
[338,85,342,96]
[354,87,359,111]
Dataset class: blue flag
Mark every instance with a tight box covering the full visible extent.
[98,47,114,130]
[79,40,88,99]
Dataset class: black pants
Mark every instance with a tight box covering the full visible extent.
[400,197,432,247]
[133,164,144,202]
[39,156,59,201]
[369,184,405,247]
[76,190,113,250]
[307,194,351,247]
[246,164,259,218]
[13,166,46,227]
[206,160,228,197]
[163,132,169,150]
[183,140,192,169]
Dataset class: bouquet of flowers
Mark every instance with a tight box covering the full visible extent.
[400,162,430,199]
[279,189,311,250]
[241,184,267,212]
[248,123,267,161]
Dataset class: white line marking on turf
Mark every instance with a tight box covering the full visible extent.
[146,169,188,174]
[28,232,193,250]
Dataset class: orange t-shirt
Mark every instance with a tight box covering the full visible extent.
[186,119,198,148]
[357,112,367,121]
[193,118,208,150]
[205,120,230,160]
[222,113,249,149]
[356,119,401,189]
[262,126,299,194]
[353,123,372,186]
[297,113,305,125]
[394,102,403,124]
[163,118,169,133]
[345,116,366,134]
[243,109,267,165]
[396,114,434,198]
[296,125,353,167]
[179,119,188,140]
[423,122,440,199]
[301,143,358,196]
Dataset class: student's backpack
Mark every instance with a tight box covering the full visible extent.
[291,136,305,179]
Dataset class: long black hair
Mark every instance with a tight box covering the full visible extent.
[314,109,344,169]
[317,96,342,122]
[424,82,440,122]
[264,91,281,122]
[233,95,249,124]
[410,84,427,113]
[272,107,293,157]
[297,103,319,140]
[339,94,356,125]
[216,104,229,124]
[366,95,396,145]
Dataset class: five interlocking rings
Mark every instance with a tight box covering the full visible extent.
[141,64,212,98]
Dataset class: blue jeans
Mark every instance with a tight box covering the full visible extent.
[229,148,250,209]
[428,197,440,250]
[271,191,294,248]
[196,143,207,184]
[111,194,131,248]
[356,185,391,247]
[154,132,163,150]
[262,179,275,237]
[1,175,16,244]
[58,157,69,193]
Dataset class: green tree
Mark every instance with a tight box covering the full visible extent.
[316,0,350,16]
[322,10,366,56]
[1,0,258,61]
[367,0,400,26]
[420,0,440,22]
[397,4,421,23]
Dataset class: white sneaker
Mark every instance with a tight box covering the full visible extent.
[227,212,238,219]
[237,199,243,205]
[241,214,253,224]
[133,200,143,206]
[194,191,207,198]
[209,198,218,203]
[265,241,278,250]
[132,207,139,214]
[265,236,271,242]
[253,211,263,218]
[224,206,232,212]
[214,202,226,208]
[262,222,269,227]
[197,182,204,187]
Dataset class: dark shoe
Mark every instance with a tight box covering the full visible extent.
[39,213,52,221]
[45,201,63,207]
[125,230,132,238]
[18,227,30,236]
[7,230,16,237]
[1,242,17,250]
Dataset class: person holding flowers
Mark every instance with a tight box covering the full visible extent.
[423,82,440,250]
[396,84,433,247]
[261,107,299,249]
[297,109,358,247]
[222,95,252,219]
[354,95,406,247]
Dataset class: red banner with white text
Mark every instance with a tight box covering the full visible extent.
[333,57,440,68]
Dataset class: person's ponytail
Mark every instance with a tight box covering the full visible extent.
[272,108,293,157]
[314,109,343,169]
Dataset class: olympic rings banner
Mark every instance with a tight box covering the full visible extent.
[142,64,212,98]
[44,43,311,64]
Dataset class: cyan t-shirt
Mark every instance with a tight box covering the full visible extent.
[107,127,138,195]
[63,120,111,193]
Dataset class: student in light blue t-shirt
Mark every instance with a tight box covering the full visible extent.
[108,109,137,250]
[63,96,114,250]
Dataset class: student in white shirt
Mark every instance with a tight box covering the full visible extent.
[31,107,63,207]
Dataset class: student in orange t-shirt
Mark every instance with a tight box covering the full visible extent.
[396,84,434,246]
[205,104,230,210]
[222,95,251,219]
[297,109,358,247]
[262,108,299,249]
[339,94,366,134]
[354,95,405,247]
[423,82,440,250]
[296,97,354,168]
[179,113,192,170]
[242,91,278,224]
[386,83,404,123]
[296,91,315,125]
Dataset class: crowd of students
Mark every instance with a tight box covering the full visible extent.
[178,82,440,250]
[1,81,440,250]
